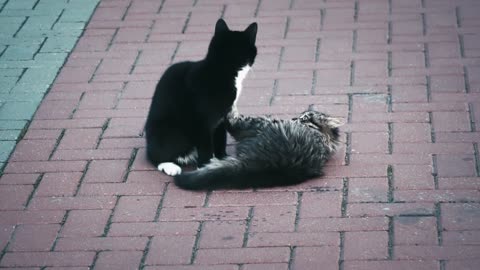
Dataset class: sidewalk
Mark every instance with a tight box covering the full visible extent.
[1,0,480,269]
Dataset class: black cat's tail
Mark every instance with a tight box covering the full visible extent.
[174,157,312,190]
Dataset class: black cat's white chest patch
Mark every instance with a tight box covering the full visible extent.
[234,65,250,105]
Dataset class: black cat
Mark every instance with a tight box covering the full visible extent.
[174,110,343,190]
[145,19,258,176]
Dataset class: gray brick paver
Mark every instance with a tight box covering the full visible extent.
[0,0,99,172]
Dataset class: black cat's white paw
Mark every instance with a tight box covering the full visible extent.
[158,162,182,176]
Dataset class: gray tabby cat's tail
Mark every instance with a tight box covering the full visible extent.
[174,157,312,190]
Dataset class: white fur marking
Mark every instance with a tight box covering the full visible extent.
[234,65,250,106]
[158,162,182,176]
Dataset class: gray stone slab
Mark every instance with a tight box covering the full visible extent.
[0,120,28,130]
[0,129,21,140]
[0,141,16,162]
[0,101,38,120]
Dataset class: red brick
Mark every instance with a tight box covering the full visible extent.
[348,177,388,203]
[122,81,157,99]
[58,128,102,150]
[55,66,96,83]
[0,224,14,249]
[445,260,480,270]
[78,182,165,196]
[293,246,339,270]
[84,159,129,183]
[102,125,144,138]
[395,245,480,260]
[300,192,342,218]
[436,154,477,177]
[433,111,471,132]
[395,190,480,202]
[195,247,290,265]
[29,119,107,129]
[28,196,117,211]
[55,237,148,251]
[393,164,435,190]
[97,137,145,149]
[74,35,111,52]
[60,210,111,237]
[394,216,438,245]
[108,222,199,237]
[95,58,135,75]
[344,231,388,260]
[35,100,78,120]
[162,185,207,208]
[438,177,480,190]
[392,52,425,68]
[343,260,439,270]
[393,142,474,154]
[35,172,82,197]
[126,170,171,184]
[352,112,430,123]
[94,251,143,270]
[0,185,33,210]
[145,265,238,270]
[114,27,150,43]
[4,161,87,174]
[115,98,150,109]
[391,85,428,103]
[442,203,480,230]
[0,252,95,267]
[430,75,465,92]
[272,95,348,106]
[0,174,40,185]
[208,191,297,207]
[352,94,388,112]
[351,132,388,154]
[146,235,195,265]
[113,196,161,222]
[323,164,388,178]
[393,123,432,142]
[349,153,431,165]
[346,202,435,217]
[10,140,57,161]
[78,92,118,109]
[393,102,468,112]
[52,149,133,161]
[443,231,480,246]
[250,205,296,233]
[200,220,246,248]
[242,264,287,270]
[9,224,60,251]
[0,210,65,225]
[316,69,351,87]
[298,217,389,232]
[248,231,339,247]
[159,206,250,222]
[436,132,480,143]
[23,129,63,140]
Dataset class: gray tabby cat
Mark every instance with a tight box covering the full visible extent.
[174,110,343,190]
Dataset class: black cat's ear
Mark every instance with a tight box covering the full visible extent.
[215,19,229,34]
[244,22,258,44]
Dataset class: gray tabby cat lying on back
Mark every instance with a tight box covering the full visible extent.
[174,110,343,190]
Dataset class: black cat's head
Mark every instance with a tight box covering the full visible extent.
[293,110,343,143]
[206,19,258,69]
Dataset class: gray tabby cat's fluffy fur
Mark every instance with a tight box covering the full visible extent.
[174,110,342,190]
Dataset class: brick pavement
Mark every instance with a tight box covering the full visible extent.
[1,0,480,269]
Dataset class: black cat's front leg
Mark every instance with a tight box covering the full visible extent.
[195,130,214,167]
[213,121,227,159]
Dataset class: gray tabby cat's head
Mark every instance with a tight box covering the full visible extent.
[293,110,343,143]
